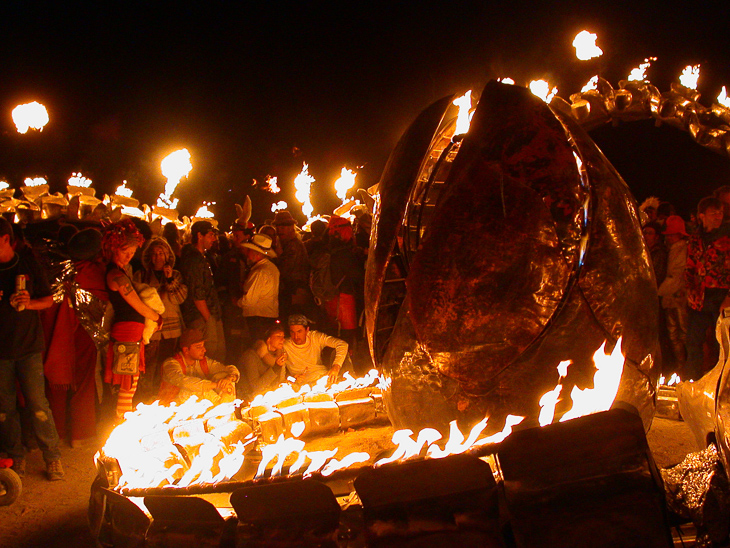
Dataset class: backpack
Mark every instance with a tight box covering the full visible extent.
[309,251,344,306]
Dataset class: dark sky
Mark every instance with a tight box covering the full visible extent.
[1,1,729,224]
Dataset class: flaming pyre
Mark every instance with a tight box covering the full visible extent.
[91,81,676,547]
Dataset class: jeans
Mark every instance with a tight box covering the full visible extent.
[0,352,61,462]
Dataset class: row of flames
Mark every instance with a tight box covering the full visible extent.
[99,338,626,492]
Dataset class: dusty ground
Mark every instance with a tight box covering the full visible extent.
[0,416,701,548]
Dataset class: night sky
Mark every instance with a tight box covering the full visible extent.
[1,1,729,224]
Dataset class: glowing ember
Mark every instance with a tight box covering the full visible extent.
[581,76,599,93]
[334,167,357,203]
[498,78,515,85]
[158,148,192,209]
[293,162,315,218]
[194,201,216,218]
[627,57,656,82]
[679,64,701,90]
[573,30,603,61]
[271,200,288,213]
[452,90,473,137]
[68,172,93,188]
[718,86,730,108]
[265,175,280,194]
[529,80,558,103]
[115,181,134,198]
[23,177,47,187]
[12,102,49,134]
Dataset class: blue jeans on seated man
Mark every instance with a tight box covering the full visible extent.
[0,352,62,462]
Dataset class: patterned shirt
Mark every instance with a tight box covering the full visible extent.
[685,225,730,311]
[179,244,221,323]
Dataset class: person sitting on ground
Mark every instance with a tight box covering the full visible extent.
[282,314,348,386]
[238,323,287,400]
[158,328,240,405]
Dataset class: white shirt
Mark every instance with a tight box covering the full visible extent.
[283,330,348,385]
[238,257,279,318]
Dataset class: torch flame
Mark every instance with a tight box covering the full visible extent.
[581,76,599,93]
[158,149,192,209]
[265,175,280,193]
[271,200,288,213]
[573,30,603,61]
[718,87,730,108]
[115,181,134,198]
[293,162,315,219]
[679,64,701,90]
[23,177,47,187]
[498,77,515,85]
[452,90,473,137]
[193,201,215,219]
[12,102,49,134]
[627,57,656,82]
[68,172,93,188]
[334,167,357,203]
[529,80,558,103]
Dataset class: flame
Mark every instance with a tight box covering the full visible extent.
[115,181,134,198]
[68,172,93,188]
[718,86,730,108]
[498,77,515,85]
[0,181,10,190]
[100,335,626,491]
[452,90,473,137]
[293,162,315,219]
[627,57,656,82]
[194,201,216,219]
[581,76,599,93]
[23,177,47,187]
[271,200,288,213]
[158,149,192,209]
[573,30,603,61]
[12,102,49,133]
[529,80,558,103]
[265,175,280,194]
[679,64,701,90]
[560,338,624,422]
[334,167,357,203]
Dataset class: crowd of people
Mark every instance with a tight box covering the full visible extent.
[0,205,370,482]
[5,180,729,485]
[641,187,730,383]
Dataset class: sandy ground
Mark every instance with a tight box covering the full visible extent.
[0,416,701,548]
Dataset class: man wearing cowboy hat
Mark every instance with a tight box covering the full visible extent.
[237,233,280,341]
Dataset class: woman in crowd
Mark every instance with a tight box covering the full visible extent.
[238,323,287,400]
[103,219,163,419]
[133,236,187,400]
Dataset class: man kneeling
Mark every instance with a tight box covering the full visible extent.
[158,328,240,405]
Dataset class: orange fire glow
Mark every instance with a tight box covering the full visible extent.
[529,80,558,103]
[573,30,603,61]
[12,102,49,134]
[294,162,315,219]
[452,90,473,137]
[158,148,192,209]
[679,64,701,90]
[627,57,657,82]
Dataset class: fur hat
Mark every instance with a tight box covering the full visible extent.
[272,210,297,226]
[141,236,176,270]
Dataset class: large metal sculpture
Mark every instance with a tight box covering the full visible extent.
[366,81,660,433]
